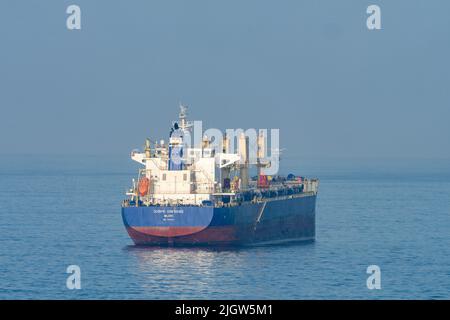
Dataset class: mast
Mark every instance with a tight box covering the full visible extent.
[178,103,190,131]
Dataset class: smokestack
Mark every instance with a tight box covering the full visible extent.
[145,138,151,158]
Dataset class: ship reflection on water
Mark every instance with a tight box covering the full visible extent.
[122,242,315,299]
[125,245,241,270]
[123,245,251,298]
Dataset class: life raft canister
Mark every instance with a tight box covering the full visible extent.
[138,177,150,196]
[257,174,269,188]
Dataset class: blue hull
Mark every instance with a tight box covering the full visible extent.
[122,194,316,246]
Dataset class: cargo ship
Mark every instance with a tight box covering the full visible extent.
[121,106,319,246]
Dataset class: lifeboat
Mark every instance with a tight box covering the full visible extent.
[138,177,150,196]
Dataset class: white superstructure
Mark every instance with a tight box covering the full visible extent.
[129,106,245,206]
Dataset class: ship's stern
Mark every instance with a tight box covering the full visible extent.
[121,205,215,245]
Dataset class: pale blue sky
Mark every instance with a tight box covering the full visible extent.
[0,1,449,160]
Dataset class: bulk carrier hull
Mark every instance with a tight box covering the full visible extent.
[122,194,316,246]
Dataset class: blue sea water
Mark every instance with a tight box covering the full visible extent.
[0,155,449,299]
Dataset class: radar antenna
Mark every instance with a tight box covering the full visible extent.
[178,103,192,131]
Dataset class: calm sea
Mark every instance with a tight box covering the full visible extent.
[0,155,449,299]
